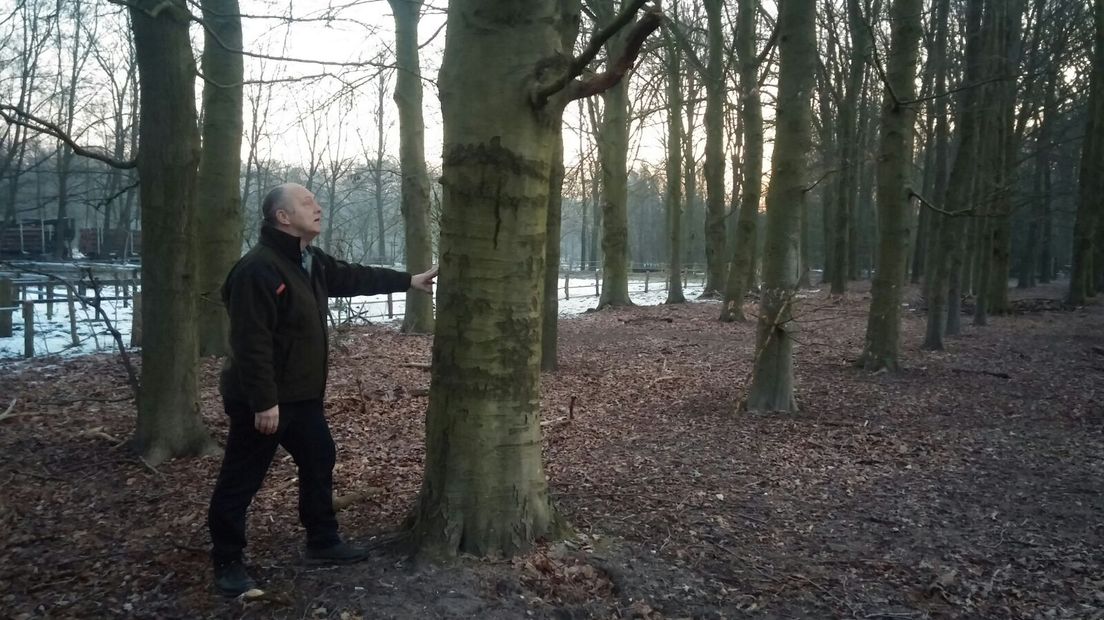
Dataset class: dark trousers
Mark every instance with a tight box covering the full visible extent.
[207,398,341,564]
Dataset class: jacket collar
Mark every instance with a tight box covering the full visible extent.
[259,225,306,264]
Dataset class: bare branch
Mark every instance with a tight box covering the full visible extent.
[114,0,394,69]
[533,0,659,106]
[563,6,664,103]
[0,105,137,169]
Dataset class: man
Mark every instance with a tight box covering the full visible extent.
[207,183,437,596]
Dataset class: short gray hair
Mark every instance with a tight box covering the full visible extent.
[261,185,288,225]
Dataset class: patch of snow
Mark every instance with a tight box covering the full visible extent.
[0,274,711,361]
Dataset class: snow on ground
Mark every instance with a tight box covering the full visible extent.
[0,274,710,361]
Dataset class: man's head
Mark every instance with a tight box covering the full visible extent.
[261,183,323,243]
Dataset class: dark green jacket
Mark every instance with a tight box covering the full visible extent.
[219,225,412,411]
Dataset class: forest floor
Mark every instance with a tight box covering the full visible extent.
[1,281,1101,619]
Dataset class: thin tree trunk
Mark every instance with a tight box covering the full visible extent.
[924,0,984,349]
[196,0,244,357]
[129,0,216,465]
[744,0,815,413]
[859,0,922,371]
[720,0,762,322]
[596,10,635,308]
[1069,0,1103,305]
[700,0,727,296]
[830,0,869,295]
[390,0,435,333]
[666,26,686,305]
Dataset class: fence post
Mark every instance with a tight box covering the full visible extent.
[594,270,599,296]
[644,271,650,293]
[23,301,34,358]
[130,293,142,348]
[564,273,570,300]
[387,293,394,319]
[46,284,54,320]
[0,278,12,337]
[67,289,79,347]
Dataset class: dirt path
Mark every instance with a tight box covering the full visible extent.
[1,283,1101,619]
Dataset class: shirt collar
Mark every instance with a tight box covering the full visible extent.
[259,225,306,265]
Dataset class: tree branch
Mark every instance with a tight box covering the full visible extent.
[0,105,137,169]
[910,190,974,218]
[562,6,663,103]
[533,0,660,107]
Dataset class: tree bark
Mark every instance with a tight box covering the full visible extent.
[390,0,435,333]
[129,0,216,465]
[924,0,984,349]
[1069,0,1104,305]
[700,0,727,297]
[858,0,922,371]
[596,6,636,308]
[196,0,244,357]
[744,0,815,413]
[720,0,762,323]
[665,26,686,305]
[829,0,869,295]
[408,0,657,556]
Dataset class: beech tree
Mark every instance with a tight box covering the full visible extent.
[744,0,815,413]
[389,0,435,334]
[1069,0,1104,305]
[407,0,660,556]
[195,0,244,357]
[720,0,765,322]
[128,0,216,464]
[858,0,922,371]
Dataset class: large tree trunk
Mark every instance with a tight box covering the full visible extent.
[858,0,922,371]
[129,0,216,465]
[719,0,762,323]
[393,0,434,333]
[700,0,727,297]
[409,4,563,555]
[744,0,815,413]
[196,0,244,358]
[408,0,657,556]
[665,27,686,305]
[1069,0,1104,305]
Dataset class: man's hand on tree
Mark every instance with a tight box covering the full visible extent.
[411,265,439,294]
[255,405,279,435]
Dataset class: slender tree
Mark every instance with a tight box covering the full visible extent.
[128,0,216,464]
[593,0,639,309]
[744,0,815,413]
[196,0,244,357]
[389,0,436,333]
[858,0,922,371]
[719,0,763,322]
[665,21,686,304]
[1069,0,1104,305]
[701,0,727,296]
[924,0,985,349]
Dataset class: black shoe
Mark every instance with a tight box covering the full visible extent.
[304,541,369,565]
[213,560,257,597]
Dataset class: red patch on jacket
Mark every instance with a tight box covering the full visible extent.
[276,283,287,295]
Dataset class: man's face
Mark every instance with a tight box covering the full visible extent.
[279,185,323,241]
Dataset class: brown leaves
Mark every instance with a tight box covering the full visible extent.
[513,546,615,606]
